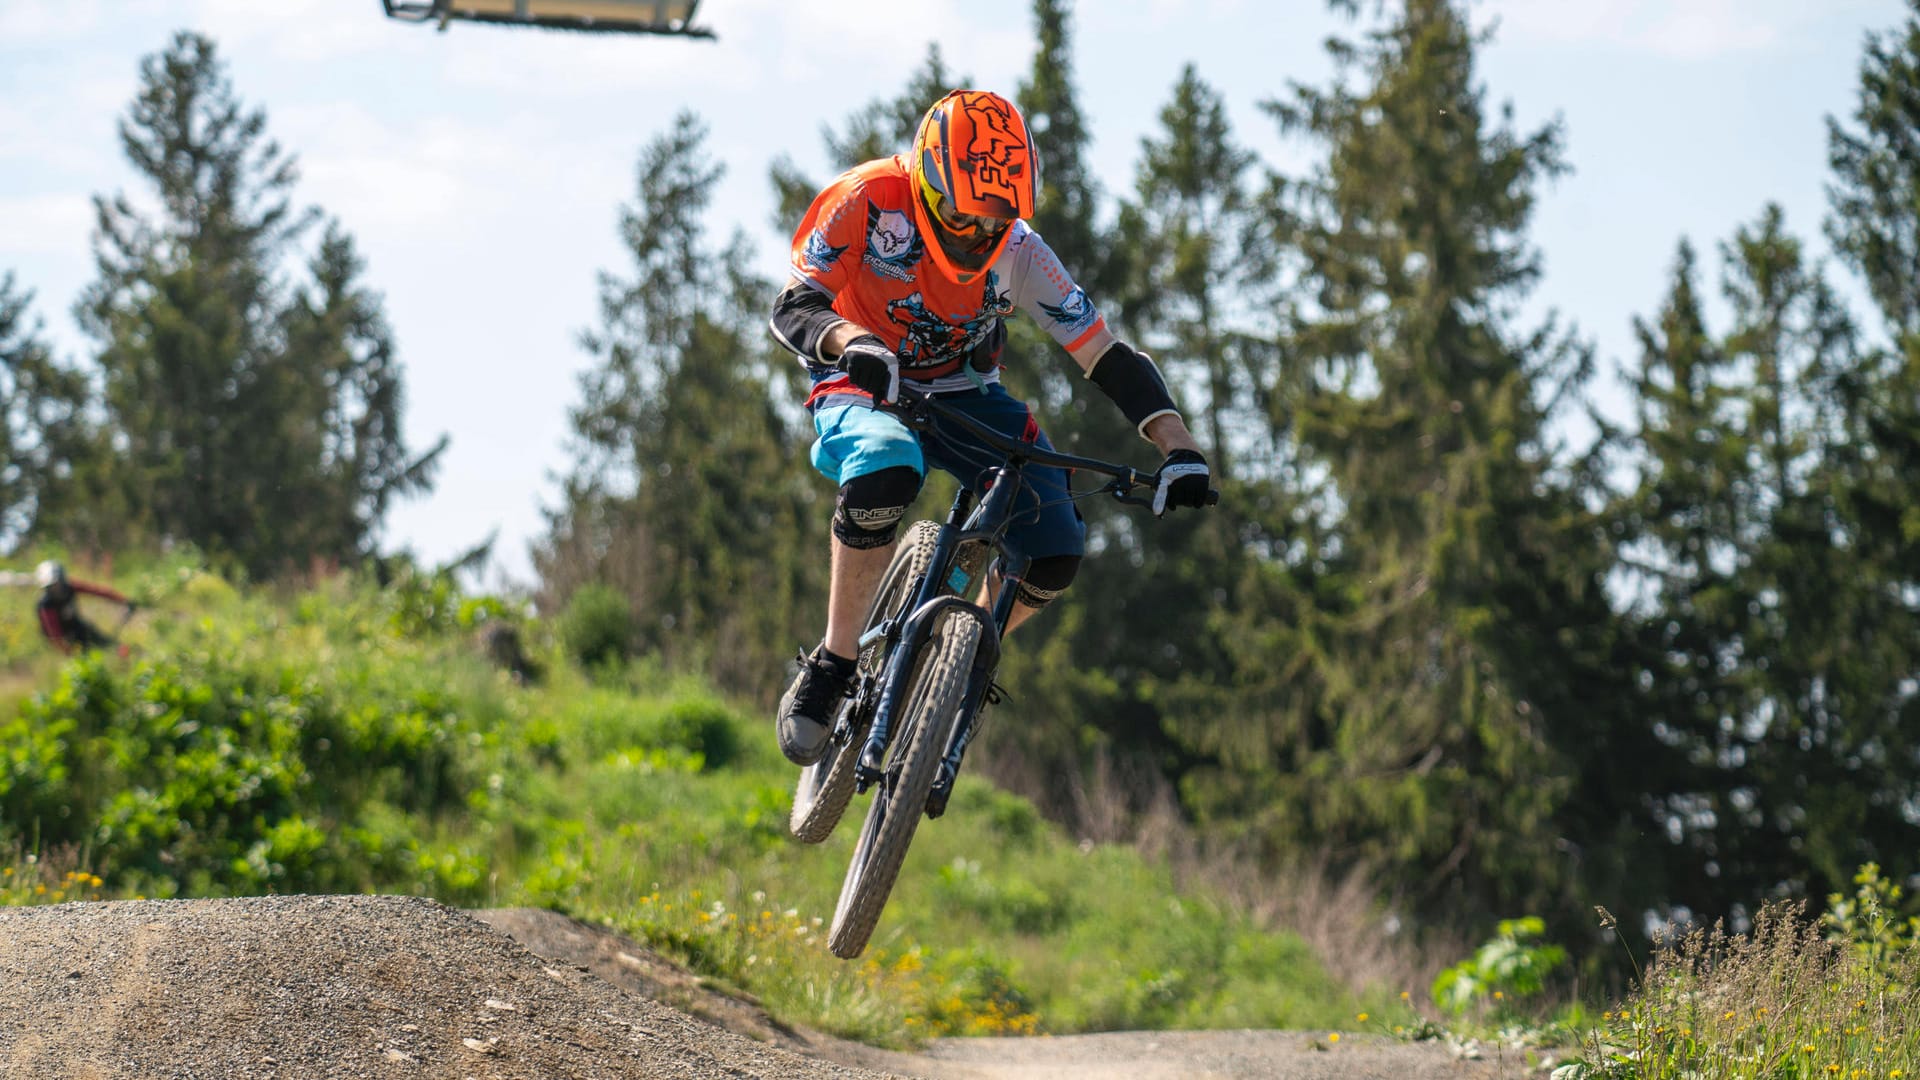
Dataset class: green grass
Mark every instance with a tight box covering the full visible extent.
[0,552,1366,1046]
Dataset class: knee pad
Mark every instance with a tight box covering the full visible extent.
[833,466,922,549]
[1014,554,1081,609]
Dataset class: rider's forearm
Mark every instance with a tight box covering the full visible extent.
[819,320,871,360]
[1144,413,1203,456]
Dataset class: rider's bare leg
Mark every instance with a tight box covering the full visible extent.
[980,571,1045,635]
[1004,599,1044,634]
[824,535,896,660]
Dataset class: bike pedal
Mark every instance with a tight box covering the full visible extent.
[925,764,956,819]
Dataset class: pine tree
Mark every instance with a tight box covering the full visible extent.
[1716,206,1914,904]
[539,112,825,694]
[0,274,97,548]
[272,224,446,564]
[1037,64,1287,822]
[74,31,436,576]
[1803,0,1920,891]
[1613,239,1768,918]
[1244,0,1623,923]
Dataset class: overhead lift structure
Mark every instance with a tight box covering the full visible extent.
[382,0,713,39]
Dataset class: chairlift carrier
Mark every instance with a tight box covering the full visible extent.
[382,0,713,39]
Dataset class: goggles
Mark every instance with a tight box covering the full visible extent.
[933,196,1012,238]
[919,168,1013,241]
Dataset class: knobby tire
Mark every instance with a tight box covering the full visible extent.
[789,521,941,845]
[826,605,980,959]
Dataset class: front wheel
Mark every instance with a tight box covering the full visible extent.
[789,521,941,845]
[826,606,981,959]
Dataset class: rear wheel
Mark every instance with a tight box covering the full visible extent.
[789,521,941,845]
[826,606,980,959]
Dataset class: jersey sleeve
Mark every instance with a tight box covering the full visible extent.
[1003,226,1110,353]
[788,170,869,298]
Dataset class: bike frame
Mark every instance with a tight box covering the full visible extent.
[848,389,1158,809]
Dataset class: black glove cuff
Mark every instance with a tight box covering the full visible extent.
[1087,341,1180,439]
[838,332,890,363]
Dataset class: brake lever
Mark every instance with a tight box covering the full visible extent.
[1106,474,1154,508]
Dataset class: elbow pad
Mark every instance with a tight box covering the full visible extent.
[1086,341,1180,439]
[768,280,848,365]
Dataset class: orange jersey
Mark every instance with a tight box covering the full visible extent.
[786,155,1109,392]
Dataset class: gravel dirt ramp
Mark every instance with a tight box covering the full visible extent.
[0,895,1542,1079]
[0,894,898,1079]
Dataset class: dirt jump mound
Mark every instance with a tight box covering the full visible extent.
[0,894,892,1080]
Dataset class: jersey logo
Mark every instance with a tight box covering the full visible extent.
[801,230,847,272]
[886,274,1005,371]
[863,205,922,283]
[1038,286,1098,333]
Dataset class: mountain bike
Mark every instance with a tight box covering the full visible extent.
[787,386,1216,958]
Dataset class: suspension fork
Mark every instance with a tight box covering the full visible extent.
[855,486,979,786]
[925,547,1024,816]
[856,464,1031,788]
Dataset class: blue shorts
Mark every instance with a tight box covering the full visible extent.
[809,384,1086,560]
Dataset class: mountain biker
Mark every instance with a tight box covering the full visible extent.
[10,560,136,655]
[768,88,1212,767]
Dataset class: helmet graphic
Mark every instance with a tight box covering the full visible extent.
[34,560,65,589]
[909,90,1039,284]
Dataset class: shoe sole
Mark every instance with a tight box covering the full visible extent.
[777,682,833,766]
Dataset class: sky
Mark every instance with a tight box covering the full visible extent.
[1,0,1908,584]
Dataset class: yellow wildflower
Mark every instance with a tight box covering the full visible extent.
[1328,1033,1340,1044]
[1356,1013,1369,1023]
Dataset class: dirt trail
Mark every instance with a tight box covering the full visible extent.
[0,897,1542,1079]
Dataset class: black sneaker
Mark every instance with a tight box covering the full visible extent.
[777,646,855,766]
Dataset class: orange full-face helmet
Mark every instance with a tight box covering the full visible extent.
[909,89,1040,284]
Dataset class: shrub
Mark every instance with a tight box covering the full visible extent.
[560,584,634,669]
[1431,916,1566,1015]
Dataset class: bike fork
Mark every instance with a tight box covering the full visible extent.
[925,556,1023,819]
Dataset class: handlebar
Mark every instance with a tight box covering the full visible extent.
[877,386,1220,510]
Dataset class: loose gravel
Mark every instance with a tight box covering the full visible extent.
[0,894,902,1080]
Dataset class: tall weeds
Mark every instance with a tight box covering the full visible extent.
[1567,901,1920,1079]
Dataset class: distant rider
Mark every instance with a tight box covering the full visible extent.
[767,89,1213,766]
[7,561,136,654]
